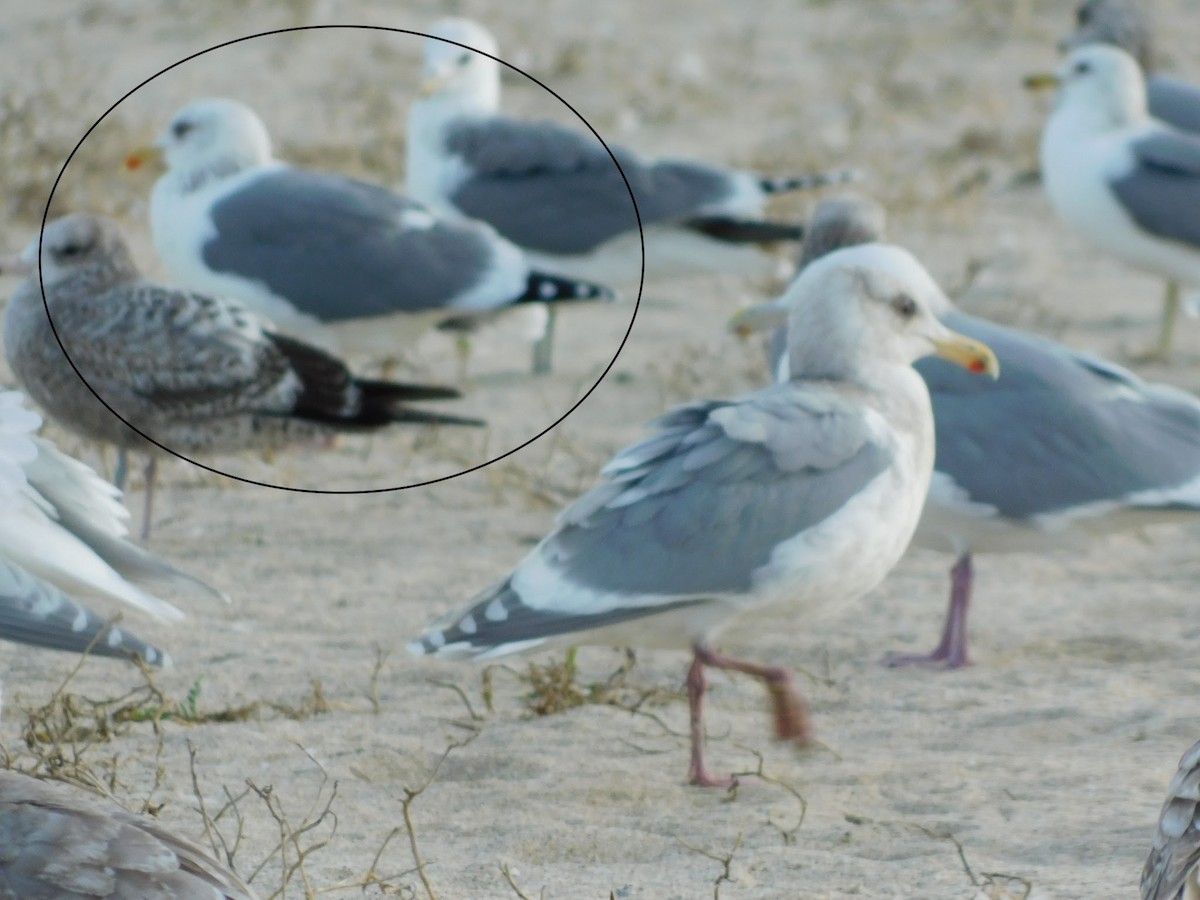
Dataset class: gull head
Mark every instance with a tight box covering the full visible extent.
[781,244,998,383]
[20,213,137,288]
[418,18,500,112]
[1046,45,1148,131]
[153,97,273,180]
[1059,0,1153,72]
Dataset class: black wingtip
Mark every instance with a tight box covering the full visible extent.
[759,168,862,194]
[686,216,805,244]
[520,272,615,305]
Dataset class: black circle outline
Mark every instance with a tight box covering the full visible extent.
[37,24,644,495]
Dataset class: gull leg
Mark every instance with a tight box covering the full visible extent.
[455,333,472,385]
[139,457,157,541]
[1133,281,1181,363]
[885,551,974,669]
[687,643,810,788]
[530,304,556,376]
[114,447,129,492]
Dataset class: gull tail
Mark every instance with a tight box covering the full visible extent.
[686,216,805,244]
[519,272,614,305]
[0,560,171,666]
[759,168,861,194]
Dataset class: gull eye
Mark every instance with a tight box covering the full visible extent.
[171,119,193,139]
[56,242,85,258]
[1073,59,1092,75]
[457,52,472,66]
[891,293,918,320]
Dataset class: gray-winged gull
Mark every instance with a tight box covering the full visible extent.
[408,18,856,288]
[0,683,258,897]
[410,243,998,785]
[1031,44,1200,361]
[135,96,612,376]
[1061,0,1200,134]
[0,390,222,665]
[3,213,481,537]
[733,195,1200,669]
[1142,738,1200,900]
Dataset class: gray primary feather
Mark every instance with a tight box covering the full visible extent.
[1142,739,1200,900]
[0,770,258,898]
[446,117,735,254]
[1148,75,1200,135]
[1109,130,1200,251]
[0,559,168,666]
[917,310,1200,519]
[415,387,891,654]
[204,168,504,320]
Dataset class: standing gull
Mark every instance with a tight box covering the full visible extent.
[733,196,1200,669]
[1030,44,1200,361]
[1061,0,1200,134]
[3,213,481,537]
[410,244,998,785]
[135,97,612,375]
[408,18,856,371]
[1143,738,1200,900]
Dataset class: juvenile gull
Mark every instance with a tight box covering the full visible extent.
[410,243,998,785]
[733,196,1200,669]
[3,214,481,536]
[0,683,258,897]
[408,18,856,289]
[136,97,612,374]
[1061,0,1200,133]
[1031,44,1200,360]
[1143,738,1200,900]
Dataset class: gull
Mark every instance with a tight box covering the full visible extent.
[133,97,612,376]
[0,390,226,665]
[1029,44,1200,361]
[3,213,481,537]
[407,18,857,370]
[1061,0,1200,134]
[0,681,258,897]
[1142,738,1200,900]
[410,243,997,785]
[732,195,1200,669]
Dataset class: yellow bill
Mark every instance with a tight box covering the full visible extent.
[932,330,1000,378]
[124,144,164,172]
[1022,72,1061,92]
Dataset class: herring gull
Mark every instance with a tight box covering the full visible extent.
[732,195,1200,669]
[3,213,481,537]
[1030,44,1200,360]
[1061,0,1200,134]
[1142,738,1200,900]
[410,243,998,785]
[135,97,613,376]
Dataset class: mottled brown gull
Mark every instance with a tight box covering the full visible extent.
[3,214,481,536]
[411,243,998,786]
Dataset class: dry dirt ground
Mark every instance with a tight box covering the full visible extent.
[2,1,1200,898]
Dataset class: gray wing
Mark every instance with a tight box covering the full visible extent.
[916,311,1200,519]
[446,117,736,254]
[1109,129,1200,248]
[204,168,508,319]
[1148,74,1200,135]
[1142,740,1200,900]
[0,559,168,665]
[51,283,298,423]
[414,387,892,654]
[0,771,258,899]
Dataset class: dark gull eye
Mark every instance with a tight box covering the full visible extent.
[171,119,193,139]
[457,53,472,66]
[1073,59,1092,75]
[891,293,918,320]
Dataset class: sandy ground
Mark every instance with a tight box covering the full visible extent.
[2,0,1200,897]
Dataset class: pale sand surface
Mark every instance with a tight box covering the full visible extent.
[2,1,1200,897]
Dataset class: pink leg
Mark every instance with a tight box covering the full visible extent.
[686,643,811,787]
[884,552,973,670]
